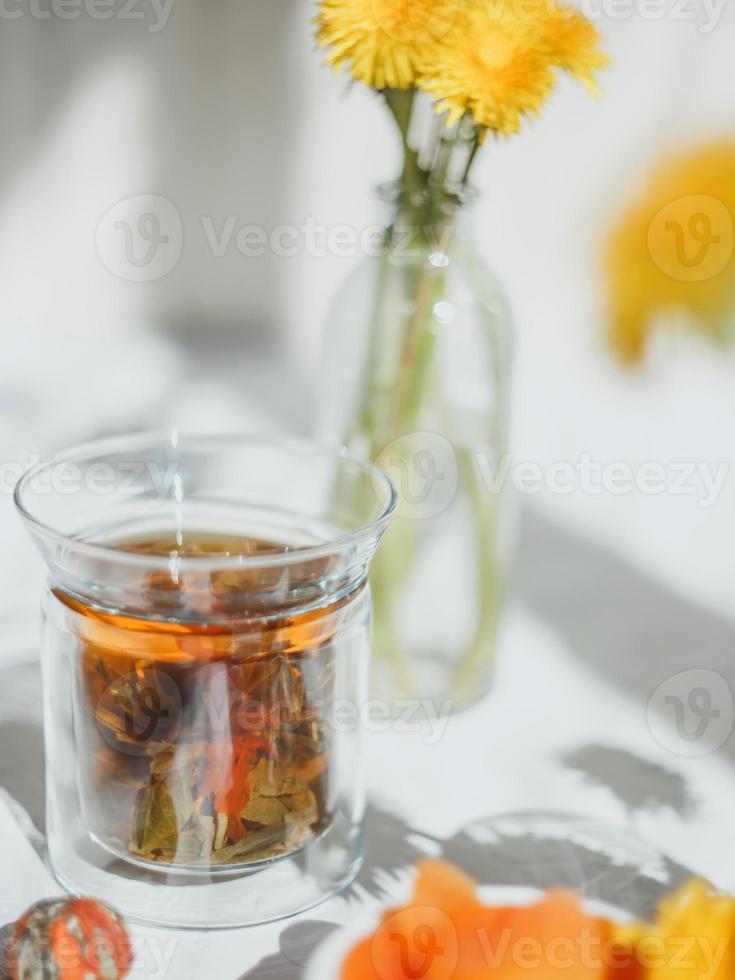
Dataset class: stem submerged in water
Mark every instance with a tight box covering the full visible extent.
[350,97,506,707]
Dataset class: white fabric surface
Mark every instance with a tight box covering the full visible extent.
[0,329,732,977]
[1,600,732,978]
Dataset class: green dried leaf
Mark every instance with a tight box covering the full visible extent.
[212,824,287,864]
[160,829,203,863]
[149,742,206,775]
[242,796,287,826]
[132,781,179,855]
[165,767,196,830]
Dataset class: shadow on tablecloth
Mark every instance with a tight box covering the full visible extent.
[238,800,695,978]
[516,505,735,763]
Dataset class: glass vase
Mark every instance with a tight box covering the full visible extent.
[321,186,513,713]
[14,433,395,928]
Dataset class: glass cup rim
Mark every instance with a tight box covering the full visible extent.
[14,430,397,571]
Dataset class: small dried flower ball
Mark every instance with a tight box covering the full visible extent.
[8,897,132,980]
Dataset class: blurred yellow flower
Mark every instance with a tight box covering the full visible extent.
[614,879,735,979]
[315,0,459,90]
[418,0,607,134]
[606,141,735,364]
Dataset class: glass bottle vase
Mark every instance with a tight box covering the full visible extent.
[320,186,513,714]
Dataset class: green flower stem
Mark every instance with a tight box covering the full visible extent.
[429,131,458,198]
[452,447,503,697]
[384,89,427,195]
[461,130,484,186]
[370,520,418,691]
[387,259,442,440]
[450,240,511,697]
[349,116,504,700]
[356,233,394,443]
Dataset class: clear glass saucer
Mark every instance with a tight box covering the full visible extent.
[440,810,693,921]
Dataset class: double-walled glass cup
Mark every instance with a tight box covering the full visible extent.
[15,434,395,928]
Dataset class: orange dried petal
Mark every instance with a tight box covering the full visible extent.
[411,859,479,912]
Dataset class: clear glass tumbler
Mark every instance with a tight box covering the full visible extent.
[15,433,395,928]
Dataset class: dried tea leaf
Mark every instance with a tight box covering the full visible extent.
[249,757,282,794]
[209,569,249,593]
[194,814,214,856]
[275,776,307,797]
[277,731,327,765]
[275,662,304,716]
[281,788,317,815]
[284,808,317,850]
[213,812,228,850]
[212,824,287,864]
[241,797,287,826]
[150,742,206,775]
[256,773,306,798]
[164,767,196,830]
[132,781,179,855]
[92,704,127,737]
[162,829,202,863]
[292,753,328,785]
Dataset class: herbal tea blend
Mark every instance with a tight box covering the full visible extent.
[65,534,342,870]
[17,435,394,926]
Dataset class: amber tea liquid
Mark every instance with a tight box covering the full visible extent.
[61,532,351,871]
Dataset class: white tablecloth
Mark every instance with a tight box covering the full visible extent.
[2,328,734,978]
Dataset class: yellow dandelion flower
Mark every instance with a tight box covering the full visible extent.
[315,0,460,90]
[418,0,607,135]
[536,1,610,94]
[418,6,556,134]
[613,879,735,979]
[606,141,735,364]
